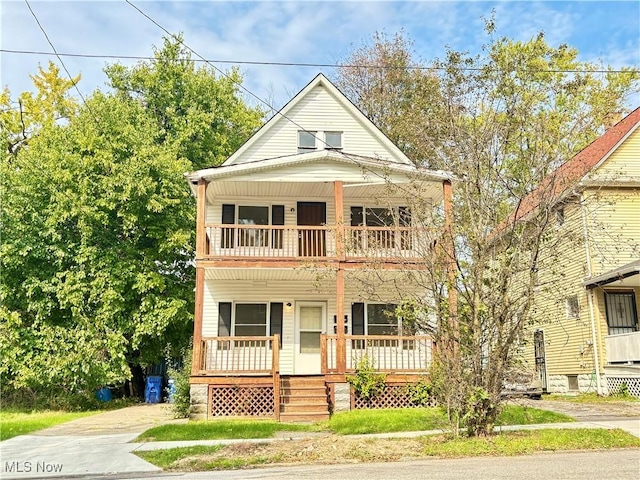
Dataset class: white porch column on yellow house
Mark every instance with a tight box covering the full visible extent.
[334,180,347,374]
[191,179,208,375]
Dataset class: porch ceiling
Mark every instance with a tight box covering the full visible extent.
[206,181,442,203]
[204,267,336,282]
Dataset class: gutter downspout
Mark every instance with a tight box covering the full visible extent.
[580,192,603,395]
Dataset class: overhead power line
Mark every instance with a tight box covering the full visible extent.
[2,48,638,75]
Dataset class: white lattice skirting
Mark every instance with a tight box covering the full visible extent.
[607,376,640,398]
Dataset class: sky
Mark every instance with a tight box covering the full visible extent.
[1,0,639,110]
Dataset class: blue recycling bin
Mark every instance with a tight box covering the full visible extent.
[95,387,112,402]
[145,375,162,403]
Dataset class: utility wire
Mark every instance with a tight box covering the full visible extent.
[124,0,443,204]
[2,47,638,75]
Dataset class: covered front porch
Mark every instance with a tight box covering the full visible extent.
[190,333,434,421]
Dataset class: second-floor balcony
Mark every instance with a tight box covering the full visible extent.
[203,224,433,261]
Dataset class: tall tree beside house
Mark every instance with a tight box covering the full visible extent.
[104,35,263,170]
[335,21,639,436]
[1,62,80,157]
[0,38,263,403]
[334,31,446,166]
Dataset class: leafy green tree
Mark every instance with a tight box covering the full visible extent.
[334,31,445,165]
[1,37,263,402]
[1,62,79,156]
[105,35,263,169]
[336,22,638,436]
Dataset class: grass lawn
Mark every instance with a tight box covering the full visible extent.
[135,428,640,471]
[136,405,572,441]
[0,409,98,440]
[135,419,320,442]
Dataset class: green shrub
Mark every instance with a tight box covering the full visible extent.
[167,345,192,418]
[346,354,386,401]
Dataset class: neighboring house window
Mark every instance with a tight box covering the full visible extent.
[555,206,565,226]
[604,291,638,335]
[324,131,342,150]
[220,204,285,248]
[298,130,316,153]
[565,295,580,319]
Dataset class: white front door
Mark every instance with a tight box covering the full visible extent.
[294,302,326,374]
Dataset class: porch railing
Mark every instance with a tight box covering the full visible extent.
[321,334,434,373]
[204,224,431,260]
[605,331,640,364]
[199,335,280,375]
[206,224,333,259]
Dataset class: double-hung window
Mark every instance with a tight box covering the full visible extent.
[221,204,285,249]
[217,302,284,348]
[350,206,411,251]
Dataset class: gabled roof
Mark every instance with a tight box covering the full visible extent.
[186,149,451,186]
[508,107,640,225]
[221,73,414,167]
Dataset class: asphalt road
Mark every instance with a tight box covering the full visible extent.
[126,449,640,480]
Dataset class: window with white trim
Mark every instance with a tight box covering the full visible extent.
[220,204,285,248]
[298,130,316,153]
[298,130,343,153]
[565,295,580,319]
[324,131,342,150]
[218,302,284,340]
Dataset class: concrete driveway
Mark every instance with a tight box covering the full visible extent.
[1,403,185,479]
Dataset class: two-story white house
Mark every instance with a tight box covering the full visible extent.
[185,74,454,421]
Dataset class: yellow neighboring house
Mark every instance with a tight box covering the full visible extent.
[525,107,640,397]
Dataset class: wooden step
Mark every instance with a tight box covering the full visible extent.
[280,387,327,396]
[279,411,330,423]
[281,395,327,404]
[280,403,329,413]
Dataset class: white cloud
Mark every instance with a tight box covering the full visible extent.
[1,0,637,109]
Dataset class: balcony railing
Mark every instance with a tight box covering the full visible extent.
[199,335,280,374]
[322,334,434,373]
[204,224,431,260]
[605,331,640,364]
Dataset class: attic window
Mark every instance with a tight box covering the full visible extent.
[298,131,316,153]
[324,131,342,150]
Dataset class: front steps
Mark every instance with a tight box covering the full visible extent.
[279,375,330,422]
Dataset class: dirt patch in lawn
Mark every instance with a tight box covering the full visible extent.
[173,435,425,470]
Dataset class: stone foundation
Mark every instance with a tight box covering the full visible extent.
[547,374,608,395]
[333,383,351,412]
[189,384,208,420]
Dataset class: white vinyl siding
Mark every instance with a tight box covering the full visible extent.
[232,85,398,164]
